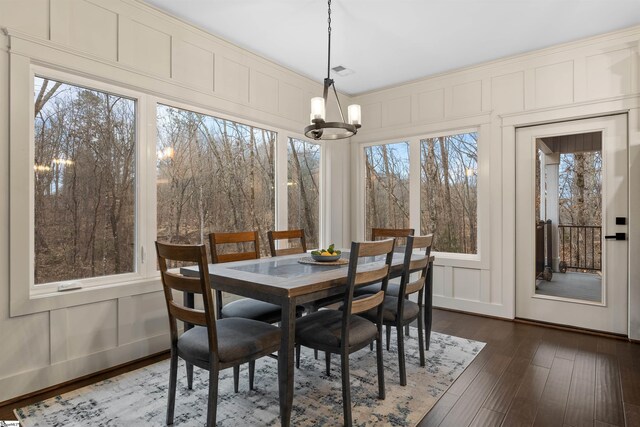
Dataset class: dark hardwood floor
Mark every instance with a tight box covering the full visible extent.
[1,309,639,426]
[420,309,640,427]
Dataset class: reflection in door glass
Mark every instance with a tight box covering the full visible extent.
[534,132,602,303]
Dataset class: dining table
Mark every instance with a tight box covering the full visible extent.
[181,250,434,427]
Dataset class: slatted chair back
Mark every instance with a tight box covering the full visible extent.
[208,231,261,318]
[396,234,434,316]
[155,242,218,357]
[267,229,307,257]
[342,238,395,347]
[371,227,415,247]
[209,231,260,263]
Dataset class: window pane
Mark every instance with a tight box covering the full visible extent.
[156,105,275,256]
[287,138,320,249]
[33,77,137,284]
[420,133,478,254]
[364,142,410,236]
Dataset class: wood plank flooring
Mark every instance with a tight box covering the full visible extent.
[420,309,640,427]
[1,309,639,426]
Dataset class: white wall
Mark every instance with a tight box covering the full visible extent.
[0,0,352,402]
[350,25,640,339]
[1,0,638,405]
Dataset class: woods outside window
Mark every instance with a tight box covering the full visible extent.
[420,132,478,254]
[287,138,321,249]
[33,76,137,285]
[11,66,322,315]
[156,104,276,257]
[364,142,410,236]
[363,131,479,256]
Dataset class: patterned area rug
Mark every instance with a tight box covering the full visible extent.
[16,330,484,426]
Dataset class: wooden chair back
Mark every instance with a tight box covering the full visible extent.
[397,235,434,314]
[155,242,218,356]
[209,231,260,264]
[371,227,414,247]
[267,229,307,257]
[341,238,395,347]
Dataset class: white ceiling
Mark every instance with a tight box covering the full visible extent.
[143,0,640,95]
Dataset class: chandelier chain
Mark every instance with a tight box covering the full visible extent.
[326,0,332,79]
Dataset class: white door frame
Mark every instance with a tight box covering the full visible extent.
[500,97,640,340]
[515,115,628,334]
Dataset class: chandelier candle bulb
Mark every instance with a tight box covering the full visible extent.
[310,97,326,120]
[348,104,361,126]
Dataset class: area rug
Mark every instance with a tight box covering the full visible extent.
[15,330,484,426]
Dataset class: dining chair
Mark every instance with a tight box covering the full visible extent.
[155,241,281,427]
[362,227,416,344]
[368,227,415,297]
[267,229,307,257]
[295,238,395,426]
[359,235,433,386]
[209,231,283,324]
[209,231,304,390]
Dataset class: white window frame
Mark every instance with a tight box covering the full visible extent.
[10,64,159,316]
[415,127,482,260]
[9,63,323,317]
[357,125,490,269]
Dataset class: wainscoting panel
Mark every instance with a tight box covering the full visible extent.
[586,48,632,100]
[491,71,524,113]
[171,38,215,92]
[215,56,250,104]
[416,88,445,123]
[0,0,49,39]
[381,96,412,128]
[452,268,481,301]
[450,80,483,117]
[66,300,118,360]
[534,60,574,108]
[250,70,279,112]
[50,0,118,62]
[119,17,172,78]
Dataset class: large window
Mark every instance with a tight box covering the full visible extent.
[287,138,320,249]
[156,105,276,256]
[33,77,136,285]
[420,132,478,254]
[364,142,410,237]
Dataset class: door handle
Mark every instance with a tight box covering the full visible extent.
[604,232,626,241]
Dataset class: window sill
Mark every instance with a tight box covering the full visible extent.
[432,252,484,269]
[10,276,163,318]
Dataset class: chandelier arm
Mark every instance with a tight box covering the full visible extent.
[322,78,331,104]
[331,81,346,123]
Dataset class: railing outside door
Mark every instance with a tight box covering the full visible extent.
[558,225,602,272]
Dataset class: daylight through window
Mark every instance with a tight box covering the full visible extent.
[156,105,276,256]
[420,132,478,254]
[287,138,320,249]
[364,142,410,237]
[33,77,137,284]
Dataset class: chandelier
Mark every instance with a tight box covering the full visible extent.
[304,0,361,140]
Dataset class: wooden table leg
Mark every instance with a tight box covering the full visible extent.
[278,299,296,426]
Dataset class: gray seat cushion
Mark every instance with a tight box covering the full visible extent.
[221,298,304,323]
[362,296,420,324]
[354,281,402,297]
[295,310,377,349]
[177,318,281,365]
